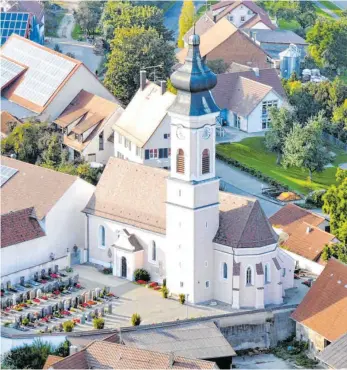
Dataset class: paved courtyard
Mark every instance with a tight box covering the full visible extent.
[233,354,293,369]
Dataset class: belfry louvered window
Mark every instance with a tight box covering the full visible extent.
[177,149,185,174]
[202,149,210,174]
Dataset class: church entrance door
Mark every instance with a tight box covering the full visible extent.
[121,257,127,278]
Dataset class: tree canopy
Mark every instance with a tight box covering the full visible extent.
[101,1,172,46]
[282,114,331,180]
[177,0,194,48]
[323,168,347,244]
[307,18,347,70]
[104,26,176,104]
[73,1,104,36]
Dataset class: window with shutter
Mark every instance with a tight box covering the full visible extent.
[202,149,210,174]
[177,149,185,174]
[145,150,150,160]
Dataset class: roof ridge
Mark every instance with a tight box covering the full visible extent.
[301,222,336,238]
[238,75,273,90]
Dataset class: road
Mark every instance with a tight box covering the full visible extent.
[216,160,282,217]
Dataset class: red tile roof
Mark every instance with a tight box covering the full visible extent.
[1,207,45,248]
[43,355,63,369]
[291,259,347,341]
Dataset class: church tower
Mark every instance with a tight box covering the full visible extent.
[166,34,220,303]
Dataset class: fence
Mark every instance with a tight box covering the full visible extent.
[323,132,347,151]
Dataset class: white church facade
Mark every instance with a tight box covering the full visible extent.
[83,33,294,309]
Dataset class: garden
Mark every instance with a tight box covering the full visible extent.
[216,137,347,195]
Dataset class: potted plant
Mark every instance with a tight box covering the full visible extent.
[131,313,141,326]
[179,294,185,305]
[93,317,105,329]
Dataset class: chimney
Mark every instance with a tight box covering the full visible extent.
[140,70,146,91]
[253,67,260,77]
[69,345,78,355]
[160,80,166,95]
[306,226,312,234]
[252,31,257,42]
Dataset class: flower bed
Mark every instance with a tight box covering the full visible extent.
[50,273,59,279]
[41,296,48,300]
[148,282,158,288]
[153,286,161,291]
[87,300,97,305]
[53,290,60,296]
[33,298,40,304]
[136,280,147,285]
[72,318,80,324]
[61,310,71,316]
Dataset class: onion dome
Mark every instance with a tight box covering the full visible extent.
[168,34,220,116]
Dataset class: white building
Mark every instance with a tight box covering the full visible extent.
[0,157,95,285]
[113,73,176,169]
[83,34,294,308]
[53,90,124,165]
[0,34,118,122]
[213,68,286,132]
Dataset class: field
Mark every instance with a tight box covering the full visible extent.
[216,137,347,195]
[318,0,344,16]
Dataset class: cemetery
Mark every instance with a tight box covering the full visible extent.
[0,266,117,334]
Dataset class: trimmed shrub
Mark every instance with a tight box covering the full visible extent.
[22,318,29,326]
[62,321,74,332]
[93,317,105,329]
[306,189,326,208]
[131,313,141,326]
[134,269,150,282]
[162,287,169,299]
[163,278,167,287]
[102,267,112,275]
[179,294,185,305]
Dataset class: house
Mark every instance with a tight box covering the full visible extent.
[270,204,337,275]
[243,29,308,62]
[0,0,44,45]
[0,157,95,285]
[210,1,276,30]
[54,90,124,165]
[83,33,295,308]
[45,341,218,369]
[0,35,118,122]
[213,68,286,132]
[0,110,21,138]
[291,258,347,354]
[177,18,273,70]
[113,72,176,169]
[317,332,347,369]
[120,321,236,369]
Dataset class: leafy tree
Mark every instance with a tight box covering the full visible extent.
[41,134,62,168]
[265,107,296,164]
[101,2,172,45]
[322,242,347,264]
[73,1,104,37]
[1,339,54,369]
[282,114,331,181]
[323,169,347,244]
[206,59,228,74]
[104,26,176,104]
[131,313,141,326]
[332,99,347,139]
[177,0,194,48]
[307,18,347,69]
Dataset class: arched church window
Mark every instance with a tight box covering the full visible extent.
[246,266,252,285]
[151,241,157,262]
[99,226,106,248]
[265,263,270,283]
[223,263,228,279]
[202,149,210,174]
[177,149,185,174]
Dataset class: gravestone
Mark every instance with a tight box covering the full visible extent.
[73,297,78,308]
[12,294,17,304]
[6,281,11,290]
[43,307,49,317]
[30,290,36,300]
[1,283,4,290]
[54,265,59,274]
[94,308,98,317]
[91,291,96,300]
[47,284,53,293]
[73,274,79,283]
[87,311,93,321]
[108,303,112,315]
[106,287,110,294]
[84,291,90,303]
[36,289,42,298]
[34,272,39,281]
[53,282,59,290]
[20,276,25,286]
[44,326,48,333]
[41,269,46,279]
[58,301,64,310]
[68,278,73,287]
[59,323,63,331]
[47,305,53,315]
[95,288,101,297]
[100,307,105,317]
[81,313,86,324]
[78,295,83,305]
[48,268,52,275]
[40,308,45,318]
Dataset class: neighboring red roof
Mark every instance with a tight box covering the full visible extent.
[291,259,347,342]
[1,110,21,137]
[43,355,63,369]
[1,207,45,248]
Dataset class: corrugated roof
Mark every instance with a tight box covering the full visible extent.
[121,321,236,360]
[317,332,347,369]
[291,259,347,342]
[113,81,176,148]
[244,29,307,45]
[1,156,77,220]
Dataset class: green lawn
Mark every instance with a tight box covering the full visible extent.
[196,1,219,18]
[278,18,300,30]
[313,4,335,18]
[216,137,347,195]
[318,0,344,16]
[45,10,66,37]
[71,23,83,40]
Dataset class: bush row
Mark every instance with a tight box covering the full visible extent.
[216,153,289,191]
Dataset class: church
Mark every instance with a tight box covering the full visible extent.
[83,33,295,309]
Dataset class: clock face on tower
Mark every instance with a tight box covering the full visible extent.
[176,125,185,140]
[202,126,211,140]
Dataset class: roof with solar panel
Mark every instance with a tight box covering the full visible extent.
[0,12,30,46]
[0,34,82,113]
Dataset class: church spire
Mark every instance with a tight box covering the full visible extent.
[168,32,220,116]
